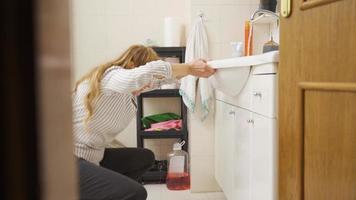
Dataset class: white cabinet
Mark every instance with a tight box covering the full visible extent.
[249,113,277,200]
[214,73,278,200]
[216,74,277,118]
[215,100,236,200]
[232,106,251,200]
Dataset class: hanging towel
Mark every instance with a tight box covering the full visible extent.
[179,17,213,120]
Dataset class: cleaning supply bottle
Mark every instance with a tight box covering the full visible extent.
[262,31,279,53]
[166,141,190,190]
[244,21,253,56]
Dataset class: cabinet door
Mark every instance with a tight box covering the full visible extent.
[214,100,225,187]
[215,100,235,199]
[250,113,277,200]
[250,75,277,118]
[232,107,252,200]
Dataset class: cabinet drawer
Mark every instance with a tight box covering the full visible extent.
[215,74,277,118]
[250,75,277,118]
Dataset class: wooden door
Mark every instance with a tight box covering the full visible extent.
[279,0,356,200]
[1,0,77,199]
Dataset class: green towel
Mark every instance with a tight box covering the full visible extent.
[141,113,181,129]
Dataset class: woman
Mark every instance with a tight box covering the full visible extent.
[73,45,215,200]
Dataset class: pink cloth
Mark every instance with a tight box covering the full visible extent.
[145,120,182,131]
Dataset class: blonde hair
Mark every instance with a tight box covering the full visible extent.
[74,45,160,123]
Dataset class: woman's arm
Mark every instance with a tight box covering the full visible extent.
[171,59,215,79]
[102,59,215,94]
[102,60,172,94]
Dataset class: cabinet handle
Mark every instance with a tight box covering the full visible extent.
[253,92,262,97]
[229,110,235,115]
[247,119,254,124]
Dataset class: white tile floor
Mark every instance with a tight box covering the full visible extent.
[145,184,226,200]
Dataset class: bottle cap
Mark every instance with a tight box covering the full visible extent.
[173,140,185,150]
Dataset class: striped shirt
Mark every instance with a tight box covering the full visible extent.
[73,60,173,165]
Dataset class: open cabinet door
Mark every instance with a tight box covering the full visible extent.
[279,0,356,200]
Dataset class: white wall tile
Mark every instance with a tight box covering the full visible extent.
[190,156,221,192]
[191,4,219,23]
[218,5,252,44]
[72,15,108,51]
[250,0,261,5]
[73,0,189,81]
[208,42,222,59]
[106,15,135,50]
[131,0,156,16]
[73,48,110,81]
[219,0,250,5]
[189,113,215,157]
[191,0,220,5]
[156,0,190,18]
[132,15,162,45]
[72,0,105,16]
[143,98,181,116]
[105,0,132,15]
[220,42,235,58]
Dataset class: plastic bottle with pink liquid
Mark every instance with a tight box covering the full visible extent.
[166,141,190,190]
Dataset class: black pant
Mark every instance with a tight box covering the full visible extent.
[78,148,155,200]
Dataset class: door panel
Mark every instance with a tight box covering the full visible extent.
[302,83,356,200]
[300,0,342,10]
[280,0,356,199]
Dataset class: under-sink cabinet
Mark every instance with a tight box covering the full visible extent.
[215,72,278,200]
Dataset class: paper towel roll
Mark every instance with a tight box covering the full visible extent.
[164,17,181,47]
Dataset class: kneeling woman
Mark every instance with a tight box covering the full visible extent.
[73,45,215,200]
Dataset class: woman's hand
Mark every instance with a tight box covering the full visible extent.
[188,59,216,78]
[171,59,216,79]
[132,83,151,96]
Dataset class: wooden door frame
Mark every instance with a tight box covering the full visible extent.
[1,0,39,199]
[1,0,78,199]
